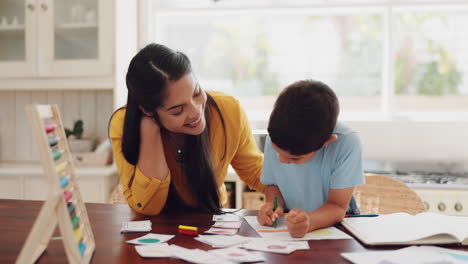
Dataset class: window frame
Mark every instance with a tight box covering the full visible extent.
[141,0,468,123]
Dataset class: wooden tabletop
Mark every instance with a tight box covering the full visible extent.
[1,199,466,264]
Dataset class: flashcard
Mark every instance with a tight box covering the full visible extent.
[126,233,175,245]
[241,240,299,254]
[212,221,242,229]
[195,235,251,248]
[210,247,265,263]
[134,243,172,258]
[205,227,238,235]
[169,245,236,264]
[121,220,152,232]
[212,214,241,222]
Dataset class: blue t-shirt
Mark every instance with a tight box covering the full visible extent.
[261,122,364,212]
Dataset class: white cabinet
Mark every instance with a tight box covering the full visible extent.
[0,0,113,81]
[0,163,119,203]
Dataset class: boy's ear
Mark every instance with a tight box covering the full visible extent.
[322,134,338,147]
[138,105,153,117]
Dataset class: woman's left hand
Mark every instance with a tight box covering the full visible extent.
[286,208,311,238]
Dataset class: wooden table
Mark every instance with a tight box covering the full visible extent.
[1,199,466,264]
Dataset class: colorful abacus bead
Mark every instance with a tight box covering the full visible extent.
[78,242,86,257]
[64,190,73,202]
[59,176,69,188]
[48,136,58,147]
[44,123,56,133]
[52,149,62,161]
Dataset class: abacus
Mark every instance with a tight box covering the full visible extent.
[16,104,95,264]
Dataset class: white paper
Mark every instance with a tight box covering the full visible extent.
[341,212,468,245]
[213,214,242,222]
[135,243,172,258]
[126,233,175,245]
[241,239,299,254]
[169,245,236,264]
[213,221,242,229]
[121,220,152,233]
[205,227,238,235]
[244,216,351,240]
[341,245,468,264]
[195,235,252,248]
[210,247,265,263]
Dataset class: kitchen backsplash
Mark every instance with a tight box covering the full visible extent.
[0,90,114,162]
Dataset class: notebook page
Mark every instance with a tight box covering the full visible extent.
[342,213,465,244]
[416,213,468,242]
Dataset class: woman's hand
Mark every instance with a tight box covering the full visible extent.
[286,209,311,238]
[137,115,168,180]
[257,202,284,226]
[140,115,160,135]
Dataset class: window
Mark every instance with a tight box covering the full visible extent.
[148,0,468,125]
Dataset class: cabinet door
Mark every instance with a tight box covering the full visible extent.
[0,0,37,77]
[38,0,113,77]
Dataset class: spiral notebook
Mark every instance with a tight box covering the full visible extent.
[341,212,468,246]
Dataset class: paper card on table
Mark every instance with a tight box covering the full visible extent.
[283,241,310,250]
[221,208,241,213]
[244,216,351,241]
[210,247,265,263]
[241,240,299,254]
[169,245,236,264]
[205,227,238,235]
[341,245,468,264]
[195,235,252,248]
[135,243,172,258]
[213,214,242,222]
[213,221,242,229]
[126,233,175,245]
[121,220,152,232]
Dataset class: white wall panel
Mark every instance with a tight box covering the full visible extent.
[96,91,113,142]
[0,92,16,161]
[80,91,97,139]
[15,91,32,161]
[0,90,113,162]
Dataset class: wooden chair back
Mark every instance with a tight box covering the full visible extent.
[354,173,426,215]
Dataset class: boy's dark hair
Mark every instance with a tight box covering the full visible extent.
[268,79,339,155]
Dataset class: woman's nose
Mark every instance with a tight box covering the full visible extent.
[187,102,202,121]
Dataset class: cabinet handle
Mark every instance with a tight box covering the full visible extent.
[27,3,35,11]
[455,203,463,212]
[41,3,48,11]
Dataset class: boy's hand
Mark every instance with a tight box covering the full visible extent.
[286,209,311,238]
[257,202,284,226]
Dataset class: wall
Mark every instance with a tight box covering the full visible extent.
[346,120,468,172]
[0,90,113,162]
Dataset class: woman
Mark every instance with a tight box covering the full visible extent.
[109,43,265,215]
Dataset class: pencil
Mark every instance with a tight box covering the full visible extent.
[345,214,379,218]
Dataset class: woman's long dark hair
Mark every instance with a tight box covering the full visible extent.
[118,43,225,213]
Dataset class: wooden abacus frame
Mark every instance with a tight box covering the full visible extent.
[16,104,95,264]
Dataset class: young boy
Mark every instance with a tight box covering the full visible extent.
[257,79,364,238]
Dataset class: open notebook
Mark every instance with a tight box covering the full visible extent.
[341,212,468,246]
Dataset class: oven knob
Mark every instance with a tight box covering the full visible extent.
[455,203,463,212]
[423,202,430,210]
[438,203,446,212]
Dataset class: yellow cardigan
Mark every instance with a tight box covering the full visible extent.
[109,91,265,215]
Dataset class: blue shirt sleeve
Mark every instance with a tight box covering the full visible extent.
[330,132,364,189]
[260,136,276,185]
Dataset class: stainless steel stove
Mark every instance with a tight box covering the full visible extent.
[364,161,468,216]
